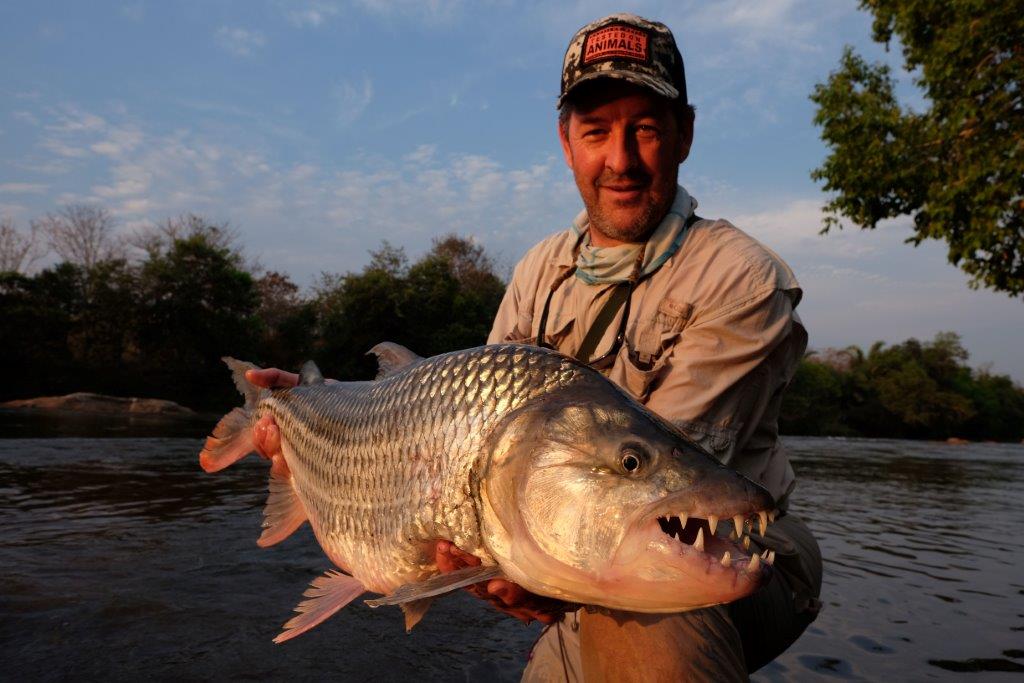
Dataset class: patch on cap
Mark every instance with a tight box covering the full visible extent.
[582,24,650,66]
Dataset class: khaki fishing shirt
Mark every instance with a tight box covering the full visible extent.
[488,187,807,506]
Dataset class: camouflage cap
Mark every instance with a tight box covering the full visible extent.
[559,13,687,108]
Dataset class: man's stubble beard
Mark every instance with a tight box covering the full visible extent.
[587,196,664,244]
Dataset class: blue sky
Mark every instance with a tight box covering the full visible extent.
[2,0,1022,380]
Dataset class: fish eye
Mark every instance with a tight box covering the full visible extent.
[620,446,645,474]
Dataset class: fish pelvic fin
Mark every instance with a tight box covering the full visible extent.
[257,466,308,547]
[401,598,435,633]
[364,564,503,608]
[367,342,423,379]
[273,570,365,644]
[199,407,254,473]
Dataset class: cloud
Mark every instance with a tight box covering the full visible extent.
[215,27,267,57]
[0,183,48,194]
[280,0,341,27]
[121,2,144,21]
[11,100,581,281]
[334,76,374,126]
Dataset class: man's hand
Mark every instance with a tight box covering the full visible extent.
[244,368,298,463]
[434,540,571,625]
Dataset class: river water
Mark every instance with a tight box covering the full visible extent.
[2,415,1023,681]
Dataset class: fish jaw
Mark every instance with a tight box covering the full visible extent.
[477,389,777,613]
[592,488,774,611]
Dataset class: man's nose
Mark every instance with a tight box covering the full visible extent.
[605,128,639,175]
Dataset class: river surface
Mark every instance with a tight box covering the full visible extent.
[2,414,1023,681]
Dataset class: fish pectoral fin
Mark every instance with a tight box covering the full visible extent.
[273,570,365,644]
[257,467,308,548]
[400,598,434,633]
[364,564,503,608]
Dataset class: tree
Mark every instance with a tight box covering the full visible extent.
[135,217,260,408]
[0,217,47,273]
[34,204,122,269]
[811,1,1024,296]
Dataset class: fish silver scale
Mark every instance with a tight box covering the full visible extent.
[254,345,583,595]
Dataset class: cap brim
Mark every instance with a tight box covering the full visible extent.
[557,71,679,108]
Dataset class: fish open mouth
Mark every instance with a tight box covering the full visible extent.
[654,510,777,574]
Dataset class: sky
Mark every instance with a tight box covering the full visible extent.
[1,0,1021,381]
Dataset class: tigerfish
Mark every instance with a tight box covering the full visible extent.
[199,343,776,643]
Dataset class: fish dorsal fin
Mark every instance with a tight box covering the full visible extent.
[274,570,365,644]
[367,342,423,380]
[364,564,503,608]
[299,360,324,386]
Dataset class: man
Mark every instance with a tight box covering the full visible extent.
[441,13,822,681]
[250,13,821,681]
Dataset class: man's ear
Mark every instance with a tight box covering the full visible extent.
[558,119,573,169]
[676,115,694,164]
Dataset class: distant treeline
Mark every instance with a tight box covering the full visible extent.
[780,333,1024,442]
[2,209,1022,441]
[1,212,505,412]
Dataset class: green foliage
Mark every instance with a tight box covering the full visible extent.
[311,235,506,381]
[811,1,1024,295]
[781,331,1024,441]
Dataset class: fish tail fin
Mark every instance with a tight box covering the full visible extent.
[223,356,264,410]
[199,407,254,473]
[198,357,267,473]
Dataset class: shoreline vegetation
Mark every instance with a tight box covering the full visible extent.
[2,213,1022,443]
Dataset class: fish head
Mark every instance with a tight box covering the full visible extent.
[477,381,776,612]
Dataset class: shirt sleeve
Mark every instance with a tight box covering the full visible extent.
[644,287,806,466]
[488,262,529,344]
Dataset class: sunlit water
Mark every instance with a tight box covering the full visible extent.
[2,414,1022,681]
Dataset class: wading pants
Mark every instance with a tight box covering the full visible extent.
[521,511,822,682]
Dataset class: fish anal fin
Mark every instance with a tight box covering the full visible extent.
[199,408,254,473]
[401,597,435,633]
[257,465,308,548]
[364,564,503,608]
[367,342,423,380]
[273,570,365,644]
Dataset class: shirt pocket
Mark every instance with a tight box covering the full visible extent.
[673,418,739,463]
[615,297,693,400]
[631,297,693,367]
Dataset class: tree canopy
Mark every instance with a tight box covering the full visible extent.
[811,1,1023,296]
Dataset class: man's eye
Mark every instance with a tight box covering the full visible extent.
[581,128,606,138]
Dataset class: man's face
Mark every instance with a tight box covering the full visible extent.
[559,81,692,246]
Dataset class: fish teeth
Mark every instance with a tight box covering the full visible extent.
[759,511,768,535]
[733,515,744,536]
[764,550,775,566]
[708,515,718,536]
[694,527,705,553]
[742,535,750,550]
[768,509,778,523]
[720,551,731,567]
[678,512,688,528]
[748,553,761,571]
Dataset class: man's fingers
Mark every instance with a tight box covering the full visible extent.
[253,415,283,460]
[245,367,299,390]
[486,579,527,607]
